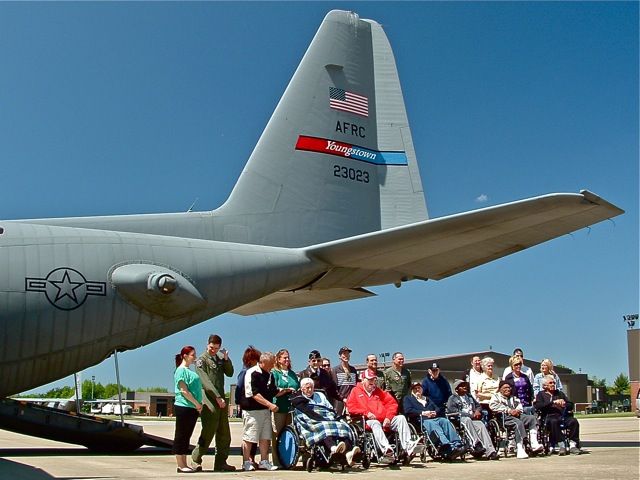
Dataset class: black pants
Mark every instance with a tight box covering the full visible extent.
[546,415,579,446]
[173,405,200,455]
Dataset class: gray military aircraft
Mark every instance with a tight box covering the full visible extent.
[0,10,623,398]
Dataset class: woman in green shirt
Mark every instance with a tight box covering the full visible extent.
[173,346,203,473]
[271,349,300,465]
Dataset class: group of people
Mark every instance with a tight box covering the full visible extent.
[172,338,586,473]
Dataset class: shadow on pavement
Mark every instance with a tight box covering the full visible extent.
[0,445,238,457]
[582,440,640,448]
[0,458,56,480]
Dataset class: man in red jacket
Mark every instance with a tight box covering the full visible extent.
[346,370,419,463]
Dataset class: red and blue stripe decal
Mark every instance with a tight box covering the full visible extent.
[295,136,408,166]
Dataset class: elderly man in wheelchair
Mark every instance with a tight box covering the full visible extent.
[404,381,465,461]
[276,377,360,470]
[446,379,499,460]
[489,380,544,459]
[346,369,421,465]
[534,374,587,456]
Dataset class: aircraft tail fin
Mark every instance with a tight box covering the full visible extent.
[216,10,428,247]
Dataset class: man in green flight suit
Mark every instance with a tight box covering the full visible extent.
[383,351,412,414]
[191,334,235,472]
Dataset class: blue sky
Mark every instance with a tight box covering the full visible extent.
[1,2,637,393]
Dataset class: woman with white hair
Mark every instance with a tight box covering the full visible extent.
[533,359,564,396]
[476,357,500,406]
[290,378,360,466]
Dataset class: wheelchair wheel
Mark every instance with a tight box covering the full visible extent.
[420,450,427,463]
[305,456,314,472]
[276,425,300,470]
[361,454,370,469]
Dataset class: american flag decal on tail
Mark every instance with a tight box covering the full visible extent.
[329,87,369,117]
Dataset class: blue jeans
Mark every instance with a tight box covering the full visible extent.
[421,417,461,447]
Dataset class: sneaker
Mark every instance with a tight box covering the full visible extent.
[569,445,581,455]
[346,446,361,466]
[558,447,568,456]
[516,445,529,459]
[488,451,499,460]
[406,439,420,456]
[258,460,278,471]
[189,462,202,472]
[242,461,256,471]
[379,450,394,464]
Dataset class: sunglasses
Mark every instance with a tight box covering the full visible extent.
[322,364,330,368]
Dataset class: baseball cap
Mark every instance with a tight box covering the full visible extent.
[338,346,352,355]
[362,369,377,380]
[308,350,321,360]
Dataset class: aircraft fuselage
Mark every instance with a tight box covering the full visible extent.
[0,221,323,396]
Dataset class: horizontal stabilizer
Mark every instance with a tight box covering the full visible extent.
[231,287,375,315]
[305,190,624,285]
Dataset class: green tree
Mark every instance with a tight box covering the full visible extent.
[589,376,607,388]
[44,386,75,398]
[135,387,169,393]
[555,363,575,374]
[103,383,128,398]
[609,373,630,395]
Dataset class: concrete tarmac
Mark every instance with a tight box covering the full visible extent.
[0,416,638,480]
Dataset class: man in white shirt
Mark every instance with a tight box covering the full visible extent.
[502,348,534,384]
[466,356,484,401]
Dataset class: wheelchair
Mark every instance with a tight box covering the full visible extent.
[446,413,483,459]
[407,414,465,462]
[487,412,513,457]
[487,411,544,458]
[537,411,571,455]
[276,411,355,471]
[349,415,417,468]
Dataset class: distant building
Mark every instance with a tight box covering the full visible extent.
[107,391,176,416]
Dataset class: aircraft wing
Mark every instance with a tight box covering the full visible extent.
[304,190,624,286]
[231,287,375,315]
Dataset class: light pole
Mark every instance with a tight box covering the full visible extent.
[623,314,638,329]
[379,352,390,368]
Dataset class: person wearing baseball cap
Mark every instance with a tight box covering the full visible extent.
[297,350,338,405]
[346,369,421,463]
[331,346,358,416]
[421,362,452,417]
[404,381,464,460]
[446,380,498,460]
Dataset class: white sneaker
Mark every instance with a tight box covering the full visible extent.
[258,460,278,471]
[516,443,529,459]
[346,446,361,466]
[406,439,420,456]
[242,460,255,471]
[379,450,394,464]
